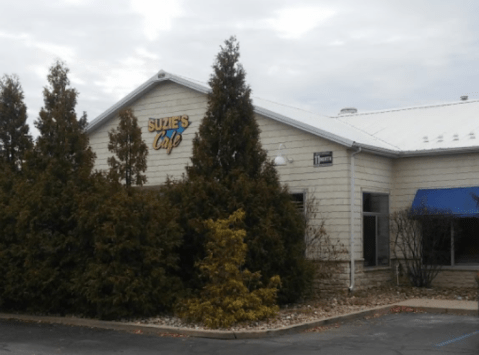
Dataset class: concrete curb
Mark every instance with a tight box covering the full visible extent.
[396,306,477,317]
[0,303,476,340]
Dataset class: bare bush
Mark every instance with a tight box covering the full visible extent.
[390,208,452,287]
[304,194,348,283]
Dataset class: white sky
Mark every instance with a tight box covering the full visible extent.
[1,0,478,137]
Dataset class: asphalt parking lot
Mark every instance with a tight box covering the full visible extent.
[0,313,478,354]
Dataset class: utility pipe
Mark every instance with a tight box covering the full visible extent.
[349,147,362,292]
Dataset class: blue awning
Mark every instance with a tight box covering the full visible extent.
[411,187,479,217]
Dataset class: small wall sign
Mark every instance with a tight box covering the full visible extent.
[148,115,190,154]
[314,151,333,167]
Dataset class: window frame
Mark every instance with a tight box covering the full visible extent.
[422,218,479,267]
[290,189,307,216]
[362,192,390,268]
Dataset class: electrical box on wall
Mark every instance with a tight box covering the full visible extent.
[314,151,333,167]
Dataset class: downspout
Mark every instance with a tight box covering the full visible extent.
[349,146,362,292]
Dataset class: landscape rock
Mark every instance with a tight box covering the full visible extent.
[122,285,477,331]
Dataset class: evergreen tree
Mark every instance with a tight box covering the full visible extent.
[188,38,266,181]
[107,108,148,187]
[0,74,32,310]
[0,162,19,310]
[167,37,313,304]
[0,74,32,171]
[9,60,96,313]
[33,61,94,179]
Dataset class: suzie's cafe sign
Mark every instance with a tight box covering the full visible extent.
[148,115,190,154]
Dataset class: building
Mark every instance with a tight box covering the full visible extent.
[86,70,479,291]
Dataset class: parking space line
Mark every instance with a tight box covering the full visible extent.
[435,330,479,347]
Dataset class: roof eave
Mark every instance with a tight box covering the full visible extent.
[352,144,479,158]
[86,71,212,134]
[399,146,479,157]
[86,73,162,133]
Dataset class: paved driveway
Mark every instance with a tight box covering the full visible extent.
[0,313,478,354]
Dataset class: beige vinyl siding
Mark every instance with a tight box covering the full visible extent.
[257,114,352,256]
[88,81,208,185]
[354,153,394,261]
[392,153,479,213]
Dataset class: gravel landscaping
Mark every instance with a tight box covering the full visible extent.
[127,285,478,331]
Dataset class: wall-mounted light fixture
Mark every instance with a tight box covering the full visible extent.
[274,143,293,166]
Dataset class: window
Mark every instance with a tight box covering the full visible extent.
[410,187,479,266]
[290,192,305,214]
[455,218,479,264]
[423,218,479,266]
[363,193,389,267]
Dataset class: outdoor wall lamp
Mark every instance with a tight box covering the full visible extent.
[274,143,294,166]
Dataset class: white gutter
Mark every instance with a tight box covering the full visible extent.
[399,146,479,157]
[349,146,362,292]
[353,143,398,158]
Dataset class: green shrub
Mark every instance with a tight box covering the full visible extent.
[178,210,280,329]
[75,177,183,319]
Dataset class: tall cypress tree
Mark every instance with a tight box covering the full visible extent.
[0,74,32,311]
[107,108,148,187]
[34,61,94,180]
[11,61,96,313]
[0,74,32,171]
[168,37,312,304]
[188,38,266,182]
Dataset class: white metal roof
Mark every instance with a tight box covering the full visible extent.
[335,100,479,154]
[252,97,398,152]
[86,70,479,158]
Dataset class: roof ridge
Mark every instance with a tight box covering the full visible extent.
[338,117,402,151]
[337,99,479,117]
